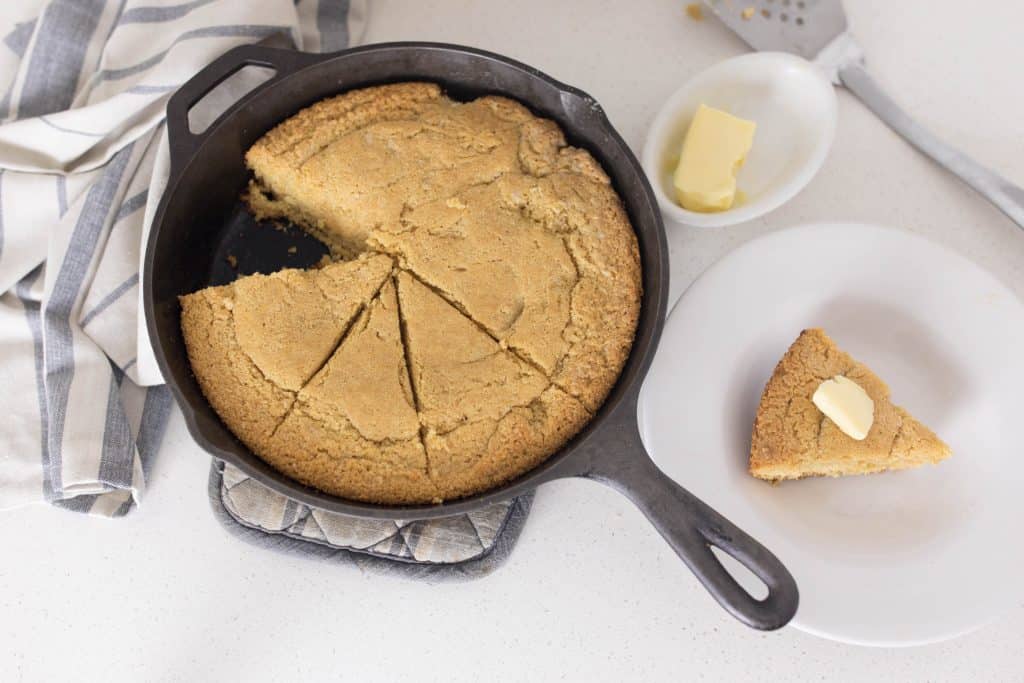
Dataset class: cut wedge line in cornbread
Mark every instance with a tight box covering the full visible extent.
[749,328,951,481]
[178,254,392,451]
[394,270,549,433]
[395,270,590,500]
[263,279,436,505]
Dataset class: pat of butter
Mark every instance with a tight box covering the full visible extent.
[812,375,874,441]
[673,103,756,212]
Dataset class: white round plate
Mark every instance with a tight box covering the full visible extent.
[638,223,1024,646]
[641,52,836,228]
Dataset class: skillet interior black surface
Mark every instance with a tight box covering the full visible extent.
[145,42,798,630]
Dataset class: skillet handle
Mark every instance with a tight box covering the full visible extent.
[165,44,317,176]
[581,399,799,630]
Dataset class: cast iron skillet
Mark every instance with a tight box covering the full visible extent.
[144,42,799,630]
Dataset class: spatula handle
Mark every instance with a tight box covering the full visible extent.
[839,63,1024,230]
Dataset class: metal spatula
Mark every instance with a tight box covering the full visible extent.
[702,0,1024,229]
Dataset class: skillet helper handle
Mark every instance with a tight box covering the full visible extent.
[839,63,1024,230]
[583,404,798,630]
[165,44,315,176]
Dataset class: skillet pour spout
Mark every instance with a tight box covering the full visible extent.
[144,41,798,630]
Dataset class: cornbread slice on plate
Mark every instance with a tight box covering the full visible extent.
[265,280,436,504]
[749,328,951,481]
[395,271,589,500]
[179,254,392,451]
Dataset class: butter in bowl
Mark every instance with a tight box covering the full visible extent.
[672,103,756,213]
[642,52,837,228]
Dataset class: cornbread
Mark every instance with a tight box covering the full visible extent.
[749,329,952,481]
[372,180,577,377]
[181,83,642,504]
[265,280,436,504]
[245,82,527,258]
[395,272,590,499]
[178,254,392,449]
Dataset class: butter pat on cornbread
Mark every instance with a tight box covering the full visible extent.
[673,103,756,212]
[812,375,874,441]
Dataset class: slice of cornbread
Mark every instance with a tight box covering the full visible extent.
[394,271,589,500]
[264,280,436,504]
[178,254,391,452]
[750,328,951,481]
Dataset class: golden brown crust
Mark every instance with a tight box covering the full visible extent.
[260,280,436,504]
[244,83,525,257]
[394,270,550,431]
[394,271,591,499]
[182,83,640,504]
[497,170,642,411]
[426,386,590,500]
[246,82,443,167]
[230,254,392,391]
[360,97,641,413]
[178,256,390,453]
[265,404,436,505]
[370,177,578,375]
[750,328,952,481]
[179,284,295,451]
[299,280,419,443]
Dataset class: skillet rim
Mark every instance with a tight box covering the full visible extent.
[144,41,670,519]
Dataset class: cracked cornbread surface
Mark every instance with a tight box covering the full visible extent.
[179,254,392,451]
[180,83,641,504]
[749,328,951,482]
[265,280,436,504]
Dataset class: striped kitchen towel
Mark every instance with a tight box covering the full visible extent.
[0,0,367,516]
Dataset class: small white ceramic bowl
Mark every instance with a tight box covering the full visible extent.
[641,52,837,228]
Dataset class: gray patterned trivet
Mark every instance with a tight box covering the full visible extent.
[208,461,533,581]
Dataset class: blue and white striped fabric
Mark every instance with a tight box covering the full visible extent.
[0,0,366,516]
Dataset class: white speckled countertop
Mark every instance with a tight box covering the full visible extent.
[3,1,1023,680]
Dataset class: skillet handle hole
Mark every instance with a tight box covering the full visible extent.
[710,545,770,601]
[187,65,277,135]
